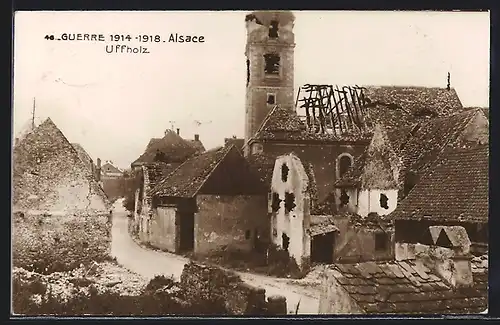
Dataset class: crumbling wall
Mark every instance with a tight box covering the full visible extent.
[180,261,287,315]
[12,211,112,274]
[195,195,269,255]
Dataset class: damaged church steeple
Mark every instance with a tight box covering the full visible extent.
[244,11,296,156]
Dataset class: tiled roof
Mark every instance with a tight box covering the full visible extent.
[253,105,372,143]
[189,139,206,152]
[149,146,231,197]
[327,259,487,314]
[400,109,478,176]
[246,153,277,186]
[225,137,245,150]
[308,215,339,236]
[363,86,463,118]
[149,145,265,198]
[101,163,123,175]
[391,145,488,223]
[335,109,480,189]
[132,130,202,166]
[143,162,180,190]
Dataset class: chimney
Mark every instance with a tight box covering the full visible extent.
[194,134,200,141]
[96,158,102,182]
[176,128,180,135]
[418,226,473,288]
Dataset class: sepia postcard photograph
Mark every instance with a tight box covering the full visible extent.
[11,10,489,316]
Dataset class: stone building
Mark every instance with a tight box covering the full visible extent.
[138,145,268,255]
[12,118,112,268]
[318,225,488,314]
[244,11,296,155]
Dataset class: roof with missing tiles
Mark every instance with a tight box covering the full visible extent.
[253,105,372,143]
[391,145,488,223]
[308,215,339,236]
[325,259,487,314]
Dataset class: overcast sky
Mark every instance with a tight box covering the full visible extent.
[13,11,490,169]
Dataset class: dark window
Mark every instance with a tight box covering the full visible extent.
[246,59,250,87]
[379,193,389,209]
[375,232,389,251]
[284,192,296,213]
[282,233,290,251]
[338,155,352,178]
[264,53,280,75]
[269,20,279,38]
[267,94,276,105]
[281,163,289,182]
[340,189,349,206]
[245,230,251,240]
[271,192,281,212]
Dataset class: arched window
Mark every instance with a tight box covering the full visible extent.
[337,153,353,179]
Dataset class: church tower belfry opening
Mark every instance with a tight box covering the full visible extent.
[244,11,296,156]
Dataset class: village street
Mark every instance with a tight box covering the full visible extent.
[110,200,321,314]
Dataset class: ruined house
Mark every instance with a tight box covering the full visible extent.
[268,153,318,267]
[131,128,204,171]
[12,118,112,267]
[12,118,110,214]
[141,145,268,255]
[132,161,180,238]
[318,226,487,314]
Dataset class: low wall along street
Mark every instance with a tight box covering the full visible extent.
[181,261,287,315]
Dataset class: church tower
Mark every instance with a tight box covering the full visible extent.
[244,11,296,156]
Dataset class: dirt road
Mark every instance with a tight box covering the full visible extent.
[110,200,320,314]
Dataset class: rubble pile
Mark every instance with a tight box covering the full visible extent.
[13,261,148,305]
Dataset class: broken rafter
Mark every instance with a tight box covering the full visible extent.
[295,84,370,135]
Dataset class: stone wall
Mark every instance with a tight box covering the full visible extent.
[12,211,112,274]
[149,206,177,252]
[195,195,269,255]
[180,261,287,315]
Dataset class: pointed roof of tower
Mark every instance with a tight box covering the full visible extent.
[360,124,402,190]
[335,124,401,190]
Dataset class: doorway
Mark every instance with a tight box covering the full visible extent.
[311,232,335,264]
[178,212,194,252]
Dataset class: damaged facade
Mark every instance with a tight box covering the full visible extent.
[12,118,112,269]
